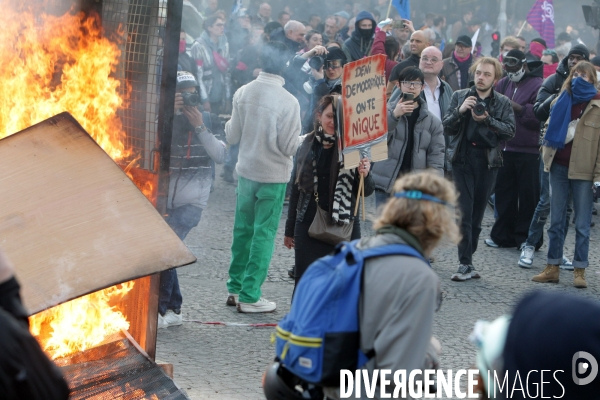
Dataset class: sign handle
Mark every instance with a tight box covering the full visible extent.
[354,175,364,217]
[361,175,366,221]
[386,0,393,19]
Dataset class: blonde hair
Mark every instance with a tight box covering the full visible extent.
[469,56,503,81]
[561,61,599,95]
[500,36,521,51]
[373,171,461,255]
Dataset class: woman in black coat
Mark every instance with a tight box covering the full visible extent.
[284,95,375,286]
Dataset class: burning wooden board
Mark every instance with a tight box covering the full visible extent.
[0,112,196,314]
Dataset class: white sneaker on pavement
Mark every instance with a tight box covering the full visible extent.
[484,238,500,248]
[518,245,535,268]
[163,310,183,327]
[237,297,277,313]
[157,313,168,329]
[560,256,574,270]
[451,264,473,281]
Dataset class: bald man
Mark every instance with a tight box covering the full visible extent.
[387,30,433,97]
[419,46,453,122]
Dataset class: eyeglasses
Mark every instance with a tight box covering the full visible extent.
[401,81,423,88]
[325,60,343,69]
[503,56,525,67]
[214,23,225,27]
[542,49,557,56]
[421,57,440,64]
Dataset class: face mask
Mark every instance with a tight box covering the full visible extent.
[507,67,526,82]
[179,40,186,53]
[358,28,373,39]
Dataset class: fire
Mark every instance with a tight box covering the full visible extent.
[29,281,135,360]
[0,7,129,160]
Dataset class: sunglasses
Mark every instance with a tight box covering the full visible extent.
[503,56,525,67]
[325,60,343,69]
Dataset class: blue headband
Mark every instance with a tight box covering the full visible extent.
[394,190,448,205]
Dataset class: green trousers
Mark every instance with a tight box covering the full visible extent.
[227,176,286,303]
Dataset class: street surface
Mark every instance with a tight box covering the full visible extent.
[157,164,600,399]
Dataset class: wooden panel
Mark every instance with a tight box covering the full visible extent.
[0,113,196,314]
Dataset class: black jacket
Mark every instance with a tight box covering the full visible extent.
[533,56,569,122]
[285,133,375,237]
[442,88,516,168]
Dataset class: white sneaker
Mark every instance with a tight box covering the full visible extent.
[484,238,499,248]
[560,256,574,271]
[157,313,168,329]
[237,298,277,313]
[451,264,472,281]
[518,245,535,268]
[163,310,183,327]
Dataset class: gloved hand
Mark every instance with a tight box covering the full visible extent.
[377,18,393,30]
[593,182,600,203]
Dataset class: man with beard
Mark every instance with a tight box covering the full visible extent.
[342,11,375,62]
[442,57,515,281]
[484,50,543,251]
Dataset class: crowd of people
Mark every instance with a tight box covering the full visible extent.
[157,0,600,398]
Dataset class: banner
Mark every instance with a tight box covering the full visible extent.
[341,54,388,168]
[526,0,555,48]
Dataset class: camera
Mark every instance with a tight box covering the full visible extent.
[473,101,487,116]
[309,55,325,70]
[391,19,406,29]
[182,91,201,107]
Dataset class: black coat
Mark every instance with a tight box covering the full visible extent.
[533,56,569,122]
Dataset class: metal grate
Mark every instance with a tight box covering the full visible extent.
[102,0,168,171]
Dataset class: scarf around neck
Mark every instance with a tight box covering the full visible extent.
[312,132,355,224]
[453,53,472,89]
[543,77,598,149]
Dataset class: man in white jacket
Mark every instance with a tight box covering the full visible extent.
[225,42,303,313]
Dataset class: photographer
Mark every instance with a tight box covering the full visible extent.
[298,46,347,132]
[442,57,515,282]
[159,71,226,328]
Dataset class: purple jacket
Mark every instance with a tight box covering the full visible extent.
[495,61,544,154]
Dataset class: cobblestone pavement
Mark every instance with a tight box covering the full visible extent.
[157,165,600,399]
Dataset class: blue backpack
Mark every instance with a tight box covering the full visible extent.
[274,239,427,387]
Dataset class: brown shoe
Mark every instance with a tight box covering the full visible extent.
[532,264,559,283]
[226,294,238,306]
[574,268,587,288]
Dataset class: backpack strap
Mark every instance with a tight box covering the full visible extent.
[359,243,427,264]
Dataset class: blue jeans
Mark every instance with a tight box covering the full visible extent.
[159,205,203,315]
[525,159,572,248]
[547,163,593,268]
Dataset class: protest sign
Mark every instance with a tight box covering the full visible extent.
[341,54,388,169]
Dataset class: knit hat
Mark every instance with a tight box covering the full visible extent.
[326,46,347,65]
[176,71,198,89]
[334,11,350,21]
[531,37,547,48]
[504,49,526,65]
[568,44,590,61]
[455,35,472,47]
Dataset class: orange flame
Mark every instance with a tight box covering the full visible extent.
[0,7,129,160]
[29,281,135,360]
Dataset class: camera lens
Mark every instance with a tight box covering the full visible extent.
[183,92,200,107]
[473,102,486,116]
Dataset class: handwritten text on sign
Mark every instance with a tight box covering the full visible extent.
[342,54,387,149]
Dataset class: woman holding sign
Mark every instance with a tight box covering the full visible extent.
[284,95,374,286]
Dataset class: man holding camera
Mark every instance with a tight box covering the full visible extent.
[159,71,226,328]
[442,57,516,281]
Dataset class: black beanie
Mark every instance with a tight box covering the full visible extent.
[505,49,526,64]
[503,291,600,399]
[326,46,348,66]
[568,44,590,61]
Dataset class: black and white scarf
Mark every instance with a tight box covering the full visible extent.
[314,131,355,224]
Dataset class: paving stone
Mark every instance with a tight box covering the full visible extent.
[156,164,600,399]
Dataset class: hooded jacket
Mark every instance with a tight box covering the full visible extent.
[534,44,589,122]
[342,11,376,62]
[372,97,445,193]
[495,61,544,154]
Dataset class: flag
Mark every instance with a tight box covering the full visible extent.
[392,0,410,20]
[526,0,555,48]
[231,0,242,17]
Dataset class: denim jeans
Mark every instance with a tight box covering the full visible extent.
[525,159,572,248]
[547,163,593,268]
[159,205,203,315]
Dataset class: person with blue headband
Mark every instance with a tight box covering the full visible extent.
[533,61,600,289]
